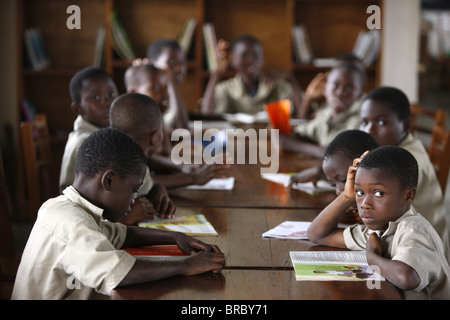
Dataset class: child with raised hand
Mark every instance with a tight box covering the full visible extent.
[359,86,449,256]
[124,65,228,190]
[12,128,225,300]
[307,146,450,299]
[279,63,366,158]
[200,34,303,116]
[146,38,189,130]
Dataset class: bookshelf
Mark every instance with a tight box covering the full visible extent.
[18,0,382,137]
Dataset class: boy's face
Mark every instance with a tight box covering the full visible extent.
[360,99,408,147]
[138,124,164,159]
[76,75,118,128]
[354,167,413,231]
[324,69,363,114]
[323,152,358,214]
[102,169,145,222]
[134,71,169,114]
[152,47,187,83]
[230,41,264,81]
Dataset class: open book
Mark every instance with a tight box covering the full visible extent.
[261,173,335,195]
[262,221,311,240]
[124,245,188,261]
[138,214,218,236]
[290,251,385,281]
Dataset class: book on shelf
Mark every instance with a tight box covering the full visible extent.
[177,18,197,55]
[202,23,219,72]
[21,99,36,122]
[23,28,50,71]
[265,99,292,135]
[290,250,385,281]
[291,25,313,64]
[261,173,335,195]
[92,26,106,68]
[123,245,189,261]
[138,214,218,236]
[352,29,380,66]
[262,221,311,240]
[110,11,136,62]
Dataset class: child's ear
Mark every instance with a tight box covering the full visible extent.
[71,102,83,115]
[101,169,116,191]
[403,117,412,134]
[404,188,416,206]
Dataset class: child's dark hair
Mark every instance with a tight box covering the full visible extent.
[330,62,367,87]
[69,67,113,104]
[359,146,418,190]
[229,34,262,52]
[146,38,181,61]
[109,93,162,142]
[75,128,146,178]
[324,130,379,161]
[364,86,411,120]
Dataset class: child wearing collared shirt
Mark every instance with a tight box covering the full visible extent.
[12,128,225,300]
[307,146,450,299]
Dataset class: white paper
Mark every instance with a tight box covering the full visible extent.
[185,177,235,190]
[263,221,311,240]
[261,173,335,194]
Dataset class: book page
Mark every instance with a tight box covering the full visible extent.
[290,251,368,265]
[138,214,218,236]
[262,221,311,240]
[185,177,235,190]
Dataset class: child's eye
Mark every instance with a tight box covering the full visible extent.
[360,119,368,127]
[355,189,364,196]
[374,190,385,197]
[377,120,386,126]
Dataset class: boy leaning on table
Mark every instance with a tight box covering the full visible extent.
[12,128,225,300]
[307,146,450,300]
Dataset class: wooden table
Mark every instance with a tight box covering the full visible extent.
[169,153,336,209]
[112,207,403,300]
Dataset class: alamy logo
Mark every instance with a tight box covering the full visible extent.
[171,121,280,174]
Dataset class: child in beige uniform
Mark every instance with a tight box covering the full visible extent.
[12,128,225,300]
[359,86,449,258]
[308,146,450,299]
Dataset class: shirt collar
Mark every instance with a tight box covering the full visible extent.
[74,115,100,133]
[370,208,415,238]
[62,185,104,225]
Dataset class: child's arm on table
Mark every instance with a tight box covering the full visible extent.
[119,227,225,286]
[366,233,420,290]
[307,152,366,247]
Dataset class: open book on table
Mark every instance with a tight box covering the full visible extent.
[262,221,311,240]
[290,251,385,281]
[185,177,235,191]
[138,214,218,236]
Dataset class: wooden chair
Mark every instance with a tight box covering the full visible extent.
[0,148,16,299]
[410,104,446,136]
[19,113,53,222]
[428,119,450,194]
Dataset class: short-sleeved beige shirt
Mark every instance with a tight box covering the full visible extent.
[214,75,293,115]
[399,133,449,256]
[293,100,362,147]
[344,209,450,300]
[12,186,136,300]
[59,115,100,191]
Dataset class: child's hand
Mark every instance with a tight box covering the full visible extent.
[216,39,230,75]
[174,232,222,255]
[182,251,226,275]
[119,197,156,225]
[191,164,229,185]
[287,166,321,189]
[305,72,328,101]
[148,184,176,219]
[343,150,369,202]
[366,232,382,256]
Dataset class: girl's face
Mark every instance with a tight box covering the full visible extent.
[230,41,264,81]
[359,99,408,147]
[102,170,145,222]
[324,69,363,114]
[354,167,413,231]
[78,75,118,128]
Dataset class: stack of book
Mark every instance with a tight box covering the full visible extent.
[352,29,380,66]
[23,28,50,71]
